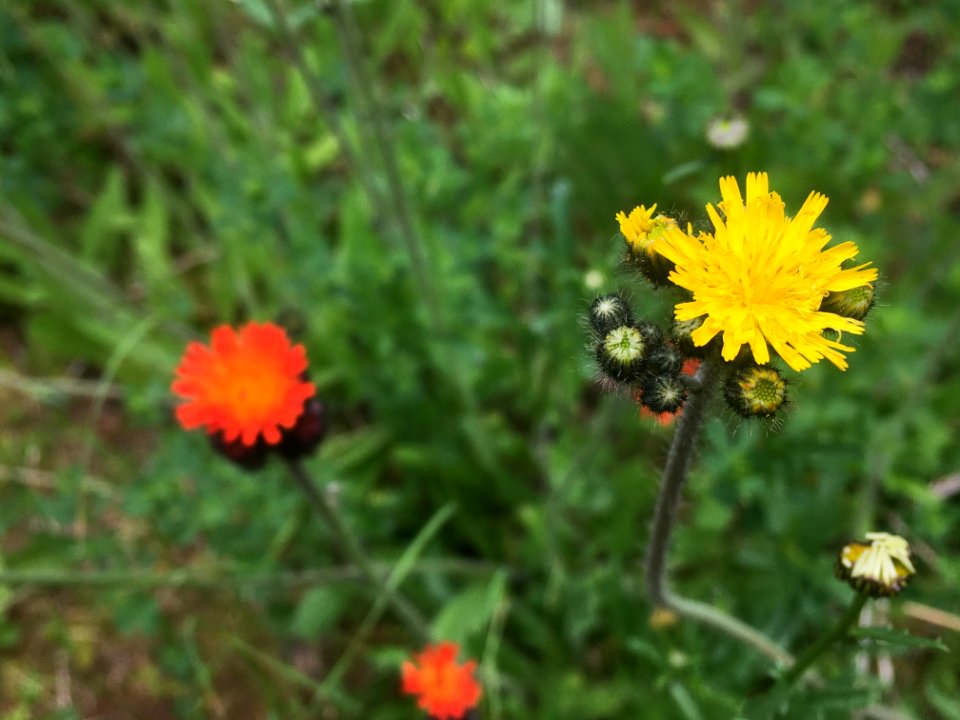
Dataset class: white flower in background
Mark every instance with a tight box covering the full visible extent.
[706,115,750,149]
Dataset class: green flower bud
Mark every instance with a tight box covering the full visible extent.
[639,372,687,414]
[822,284,876,321]
[589,293,634,336]
[597,324,648,381]
[723,365,788,418]
[646,344,682,377]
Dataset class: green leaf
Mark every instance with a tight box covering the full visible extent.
[291,587,348,639]
[79,168,131,265]
[669,682,705,720]
[851,626,950,653]
[431,569,508,645]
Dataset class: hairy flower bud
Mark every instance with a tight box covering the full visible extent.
[822,284,876,321]
[646,344,682,377]
[597,324,648,382]
[724,365,788,418]
[639,372,687,414]
[589,293,634,336]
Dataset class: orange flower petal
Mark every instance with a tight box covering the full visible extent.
[401,642,482,719]
[171,322,315,447]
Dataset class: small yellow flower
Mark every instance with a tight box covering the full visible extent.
[656,173,878,372]
[616,205,679,286]
[837,532,916,597]
[616,204,677,258]
[649,606,680,629]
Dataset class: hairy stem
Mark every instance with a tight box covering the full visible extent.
[644,358,718,606]
[644,357,794,665]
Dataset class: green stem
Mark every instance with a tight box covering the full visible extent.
[0,560,494,590]
[329,0,441,329]
[285,460,429,641]
[261,0,389,235]
[779,593,868,687]
[667,594,794,666]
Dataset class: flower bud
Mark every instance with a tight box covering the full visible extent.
[836,532,915,597]
[723,365,788,418]
[597,324,648,382]
[589,293,634,336]
[636,319,665,351]
[278,398,329,460]
[822,283,876,321]
[616,205,678,287]
[639,372,687,414]
[671,316,710,359]
[210,432,269,471]
[646,344,682,377]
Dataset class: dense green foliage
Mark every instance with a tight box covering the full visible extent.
[1,1,959,717]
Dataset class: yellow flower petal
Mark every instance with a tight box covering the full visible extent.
[655,173,876,371]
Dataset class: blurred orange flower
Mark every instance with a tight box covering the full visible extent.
[401,642,482,719]
[171,322,315,446]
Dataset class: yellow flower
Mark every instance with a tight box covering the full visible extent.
[656,173,878,371]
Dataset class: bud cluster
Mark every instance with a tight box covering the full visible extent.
[587,292,798,422]
[589,294,689,416]
[213,396,328,471]
[595,202,878,424]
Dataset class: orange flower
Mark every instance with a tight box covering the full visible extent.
[401,642,482,719]
[171,322,315,446]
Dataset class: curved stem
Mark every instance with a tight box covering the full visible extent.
[286,460,429,641]
[644,357,794,665]
[667,594,794,666]
[644,358,718,605]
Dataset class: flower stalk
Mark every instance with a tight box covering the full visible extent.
[644,356,794,665]
[779,593,868,687]
[644,358,718,606]
[286,459,429,642]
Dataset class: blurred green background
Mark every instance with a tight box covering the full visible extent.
[1,0,959,717]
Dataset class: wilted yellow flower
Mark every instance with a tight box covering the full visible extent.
[656,173,878,371]
[837,532,916,597]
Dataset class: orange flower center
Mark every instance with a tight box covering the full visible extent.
[419,662,463,705]
[206,353,289,424]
